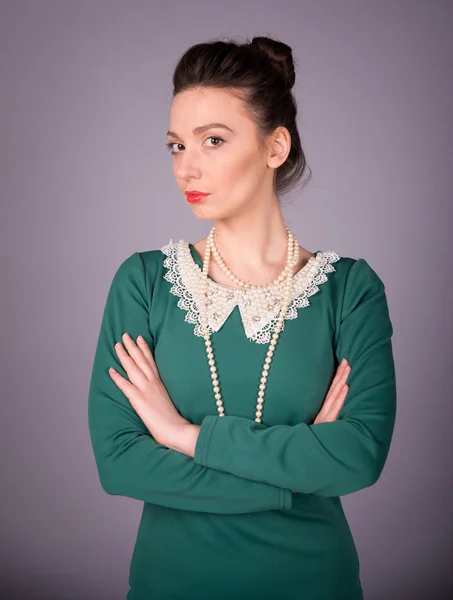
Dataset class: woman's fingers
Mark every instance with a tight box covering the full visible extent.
[323,383,349,422]
[115,333,155,386]
[329,360,349,393]
[318,363,349,414]
[136,335,160,378]
[313,361,351,424]
[323,361,348,403]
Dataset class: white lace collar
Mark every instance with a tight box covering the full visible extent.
[160,239,340,344]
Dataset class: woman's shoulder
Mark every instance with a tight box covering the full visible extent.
[313,252,388,321]
[106,248,165,297]
[138,247,166,268]
[320,248,385,289]
[338,255,386,291]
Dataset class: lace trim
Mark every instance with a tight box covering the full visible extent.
[160,239,340,344]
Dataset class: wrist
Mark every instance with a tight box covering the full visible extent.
[168,422,201,457]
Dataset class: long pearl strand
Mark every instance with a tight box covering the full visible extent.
[209,226,296,289]
[200,226,300,423]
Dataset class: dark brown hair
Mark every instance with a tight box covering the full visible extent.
[171,35,312,199]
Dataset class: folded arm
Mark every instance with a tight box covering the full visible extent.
[193,258,397,497]
[88,252,292,513]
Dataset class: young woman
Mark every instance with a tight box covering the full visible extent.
[88,35,396,599]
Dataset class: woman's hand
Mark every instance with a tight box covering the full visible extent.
[108,333,188,447]
[292,358,351,493]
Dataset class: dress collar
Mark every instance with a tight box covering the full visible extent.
[160,239,340,344]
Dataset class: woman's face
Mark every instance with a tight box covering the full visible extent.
[166,87,275,220]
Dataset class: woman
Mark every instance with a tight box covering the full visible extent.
[88,35,396,599]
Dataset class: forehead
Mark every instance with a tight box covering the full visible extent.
[168,87,251,132]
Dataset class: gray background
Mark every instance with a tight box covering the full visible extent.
[1,1,452,598]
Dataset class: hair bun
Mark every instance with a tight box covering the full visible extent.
[250,36,295,90]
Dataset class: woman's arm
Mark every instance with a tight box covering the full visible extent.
[88,252,292,513]
[188,258,397,497]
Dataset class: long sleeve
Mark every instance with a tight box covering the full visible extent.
[88,251,292,514]
[193,258,397,497]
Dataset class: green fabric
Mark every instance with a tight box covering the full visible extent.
[88,243,396,599]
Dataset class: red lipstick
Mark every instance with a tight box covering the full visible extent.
[185,190,210,203]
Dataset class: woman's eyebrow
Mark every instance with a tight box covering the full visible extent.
[166,123,234,137]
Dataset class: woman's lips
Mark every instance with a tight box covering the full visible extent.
[186,192,210,203]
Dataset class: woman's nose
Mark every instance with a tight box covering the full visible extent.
[174,152,202,179]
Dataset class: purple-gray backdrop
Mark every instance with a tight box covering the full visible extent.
[2,1,452,599]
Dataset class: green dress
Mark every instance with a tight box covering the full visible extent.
[88,238,396,600]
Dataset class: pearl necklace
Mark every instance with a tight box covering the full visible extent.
[200,226,300,423]
[209,226,296,289]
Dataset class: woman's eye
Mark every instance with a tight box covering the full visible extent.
[165,136,224,155]
[166,142,182,154]
[205,136,224,148]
